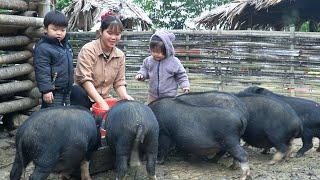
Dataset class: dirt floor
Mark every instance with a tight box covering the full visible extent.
[1,128,320,180]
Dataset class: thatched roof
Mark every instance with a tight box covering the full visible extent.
[195,0,320,30]
[62,0,152,31]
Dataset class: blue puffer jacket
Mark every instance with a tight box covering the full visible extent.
[34,34,74,93]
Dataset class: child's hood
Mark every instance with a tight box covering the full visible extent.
[151,30,175,58]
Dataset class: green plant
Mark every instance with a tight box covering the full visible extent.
[56,0,71,11]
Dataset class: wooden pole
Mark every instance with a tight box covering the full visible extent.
[0,14,43,27]
[0,97,38,114]
[38,0,51,18]
[0,36,31,49]
[0,63,34,80]
[0,80,35,96]
[0,50,32,64]
[289,26,295,97]
[0,0,28,11]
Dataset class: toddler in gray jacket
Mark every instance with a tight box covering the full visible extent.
[135,30,190,103]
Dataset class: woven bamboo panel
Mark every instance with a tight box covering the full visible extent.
[69,30,320,102]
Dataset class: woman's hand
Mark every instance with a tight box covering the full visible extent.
[115,86,134,100]
[135,74,144,81]
[43,92,54,103]
[123,94,134,100]
[98,100,110,110]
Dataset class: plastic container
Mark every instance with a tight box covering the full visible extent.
[92,98,118,117]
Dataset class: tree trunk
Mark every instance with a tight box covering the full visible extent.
[0,97,39,114]
[0,63,34,80]
[0,14,43,27]
[0,36,31,49]
[0,80,35,96]
[0,50,32,64]
[0,0,28,11]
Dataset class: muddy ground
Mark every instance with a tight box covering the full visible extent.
[1,128,320,180]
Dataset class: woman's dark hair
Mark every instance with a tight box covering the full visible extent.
[150,35,166,56]
[43,10,68,28]
[100,14,123,33]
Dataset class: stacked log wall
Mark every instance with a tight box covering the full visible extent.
[0,0,45,125]
[69,29,320,103]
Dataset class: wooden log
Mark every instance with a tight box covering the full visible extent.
[0,63,34,80]
[27,57,34,65]
[28,71,36,82]
[38,0,50,18]
[12,114,29,128]
[0,36,31,49]
[0,0,28,11]
[16,87,41,99]
[24,27,44,38]
[26,42,36,51]
[0,80,35,96]
[0,50,32,64]
[89,146,115,174]
[0,97,38,114]
[20,11,38,17]
[0,14,43,27]
[0,25,25,35]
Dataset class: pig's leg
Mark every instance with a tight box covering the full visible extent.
[297,131,313,157]
[10,152,28,180]
[29,166,51,180]
[116,138,131,180]
[227,145,250,180]
[157,133,171,164]
[80,160,92,180]
[145,132,158,179]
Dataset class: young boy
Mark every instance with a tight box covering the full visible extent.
[34,10,74,108]
[135,30,190,103]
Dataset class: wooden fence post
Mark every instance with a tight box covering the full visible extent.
[185,34,190,61]
[217,28,223,91]
[38,0,50,18]
[289,26,295,97]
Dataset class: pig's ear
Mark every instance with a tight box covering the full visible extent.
[255,87,265,94]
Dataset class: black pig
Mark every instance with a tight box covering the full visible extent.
[10,106,99,180]
[104,100,159,180]
[149,98,250,180]
[236,91,302,164]
[244,86,320,157]
[176,91,248,118]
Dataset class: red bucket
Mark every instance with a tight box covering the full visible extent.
[92,98,118,117]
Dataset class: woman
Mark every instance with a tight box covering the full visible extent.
[71,12,134,110]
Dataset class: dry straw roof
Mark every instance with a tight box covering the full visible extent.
[195,0,320,30]
[62,0,152,31]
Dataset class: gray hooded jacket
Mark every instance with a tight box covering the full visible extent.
[137,30,190,98]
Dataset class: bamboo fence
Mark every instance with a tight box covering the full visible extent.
[69,29,320,102]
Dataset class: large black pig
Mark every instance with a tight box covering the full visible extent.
[104,100,159,180]
[149,98,250,180]
[176,91,248,118]
[10,106,99,180]
[243,86,320,157]
[235,91,303,164]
